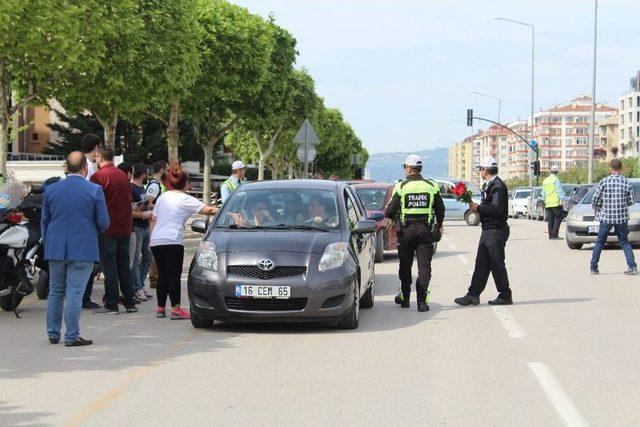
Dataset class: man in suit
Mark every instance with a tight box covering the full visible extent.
[42,152,110,346]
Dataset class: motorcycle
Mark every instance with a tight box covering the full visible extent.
[0,177,45,316]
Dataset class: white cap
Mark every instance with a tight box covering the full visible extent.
[404,154,422,167]
[231,160,246,170]
[550,165,559,172]
[479,156,498,168]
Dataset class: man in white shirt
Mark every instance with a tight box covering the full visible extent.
[81,134,101,181]
[220,160,246,204]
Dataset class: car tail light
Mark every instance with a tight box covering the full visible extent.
[4,212,23,224]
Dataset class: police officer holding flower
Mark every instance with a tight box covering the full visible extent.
[385,155,445,312]
[455,156,513,307]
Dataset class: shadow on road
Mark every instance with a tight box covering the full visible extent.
[440,297,593,311]
[0,401,53,427]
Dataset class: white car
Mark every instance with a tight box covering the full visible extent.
[508,187,532,218]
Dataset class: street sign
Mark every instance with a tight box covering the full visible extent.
[297,146,316,163]
[293,119,320,145]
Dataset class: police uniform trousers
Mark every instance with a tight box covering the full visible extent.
[468,227,512,299]
[398,221,434,303]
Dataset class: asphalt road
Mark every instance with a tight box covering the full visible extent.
[1,219,639,426]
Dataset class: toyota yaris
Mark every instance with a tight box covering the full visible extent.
[187,180,377,330]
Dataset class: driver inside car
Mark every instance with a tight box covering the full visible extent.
[307,196,338,227]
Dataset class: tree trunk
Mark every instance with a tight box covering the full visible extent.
[288,163,294,179]
[167,100,180,163]
[0,60,10,176]
[95,109,118,149]
[202,136,219,205]
[255,127,281,181]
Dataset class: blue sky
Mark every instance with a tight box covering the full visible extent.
[232,0,639,154]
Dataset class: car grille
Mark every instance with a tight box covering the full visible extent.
[227,265,306,280]
[224,297,307,311]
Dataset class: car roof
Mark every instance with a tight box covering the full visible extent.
[351,182,393,189]
[238,179,345,192]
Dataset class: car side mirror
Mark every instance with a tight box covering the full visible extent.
[367,212,385,222]
[354,219,376,235]
[191,220,207,234]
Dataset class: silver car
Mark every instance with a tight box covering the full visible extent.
[434,178,482,226]
[508,187,532,218]
[565,179,640,249]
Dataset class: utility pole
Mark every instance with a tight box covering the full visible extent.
[588,0,598,184]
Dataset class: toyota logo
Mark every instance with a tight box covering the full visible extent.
[258,259,275,271]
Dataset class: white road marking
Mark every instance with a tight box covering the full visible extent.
[456,254,468,264]
[528,362,589,427]
[491,306,525,339]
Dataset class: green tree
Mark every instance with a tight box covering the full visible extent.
[140,0,202,163]
[186,0,274,203]
[0,0,104,174]
[312,106,368,178]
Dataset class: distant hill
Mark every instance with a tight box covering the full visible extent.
[366,147,449,183]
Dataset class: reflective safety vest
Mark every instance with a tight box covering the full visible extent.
[394,179,440,223]
[542,174,560,208]
[223,177,239,192]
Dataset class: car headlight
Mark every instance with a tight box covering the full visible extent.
[319,242,350,272]
[196,241,218,271]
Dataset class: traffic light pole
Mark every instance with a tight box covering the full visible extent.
[466,112,540,186]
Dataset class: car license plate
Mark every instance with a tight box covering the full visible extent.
[235,285,290,299]
[587,225,599,234]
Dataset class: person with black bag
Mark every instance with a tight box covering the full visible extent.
[385,155,445,312]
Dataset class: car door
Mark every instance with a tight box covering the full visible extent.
[345,190,372,294]
[437,181,463,220]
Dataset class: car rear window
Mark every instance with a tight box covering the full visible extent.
[355,188,388,210]
[514,190,531,199]
[214,188,341,230]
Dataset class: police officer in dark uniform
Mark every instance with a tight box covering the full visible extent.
[385,155,445,312]
[455,157,513,306]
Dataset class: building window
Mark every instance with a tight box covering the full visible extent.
[637,111,640,123]
[621,114,625,125]
[31,133,39,143]
[629,127,633,139]
[630,112,633,122]
[629,97,633,108]
[565,116,573,123]
[621,129,625,139]
[620,100,625,110]
[637,96,640,107]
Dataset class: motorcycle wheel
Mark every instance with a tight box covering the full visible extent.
[0,293,24,312]
[36,270,49,300]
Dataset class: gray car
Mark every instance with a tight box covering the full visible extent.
[187,180,377,330]
[565,179,640,249]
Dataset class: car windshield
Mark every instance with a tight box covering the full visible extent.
[354,187,388,210]
[214,188,341,230]
[514,189,531,199]
[581,182,640,204]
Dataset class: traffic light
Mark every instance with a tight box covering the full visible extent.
[530,160,540,176]
[466,109,474,127]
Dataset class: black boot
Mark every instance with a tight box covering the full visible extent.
[454,294,480,306]
[417,301,429,312]
[394,293,410,308]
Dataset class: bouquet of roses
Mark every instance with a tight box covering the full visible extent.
[452,182,474,204]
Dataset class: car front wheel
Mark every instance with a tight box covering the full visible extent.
[190,306,214,329]
[338,281,360,330]
[566,240,583,250]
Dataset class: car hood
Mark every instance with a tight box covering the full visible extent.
[209,230,342,254]
[570,203,640,217]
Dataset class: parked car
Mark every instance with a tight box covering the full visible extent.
[508,187,532,218]
[565,179,640,250]
[187,179,377,330]
[352,183,397,263]
[530,183,578,221]
[564,184,594,214]
[434,178,482,226]
[526,187,543,220]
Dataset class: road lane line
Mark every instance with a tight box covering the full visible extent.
[528,362,589,427]
[456,254,468,264]
[64,329,198,427]
[491,306,525,338]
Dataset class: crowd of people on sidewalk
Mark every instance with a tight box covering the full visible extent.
[42,134,219,346]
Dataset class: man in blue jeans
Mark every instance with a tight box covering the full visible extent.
[42,152,110,346]
[130,164,154,300]
[590,159,638,275]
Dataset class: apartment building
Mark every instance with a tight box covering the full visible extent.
[532,95,617,172]
[619,71,640,157]
[448,133,479,182]
[597,116,620,160]
[505,120,531,180]
[10,99,64,156]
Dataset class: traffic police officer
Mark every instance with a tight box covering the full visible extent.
[221,160,246,204]
[455,157,513,306]
[541,165,565,239]
[385,155,445,312]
